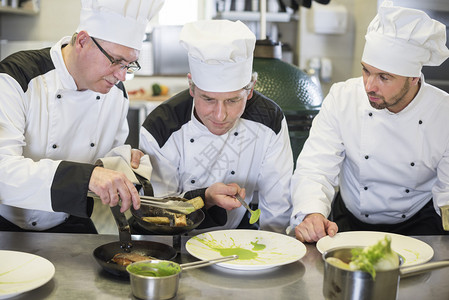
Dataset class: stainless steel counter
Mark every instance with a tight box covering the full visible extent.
[0,232,448,300]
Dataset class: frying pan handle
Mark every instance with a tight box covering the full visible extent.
[110,205,132,248]
[400,260,449,278]
[135,173,154,196]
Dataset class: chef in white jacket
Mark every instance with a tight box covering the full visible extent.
[139,20,293,233]
[290,1,449,242]
[0,0,164,233]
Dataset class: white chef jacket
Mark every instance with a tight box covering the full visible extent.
[0,37,129,230]
[140,90,293,233]
[290,76,449,227]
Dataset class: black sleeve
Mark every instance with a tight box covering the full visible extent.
[184,188,227,228]
[50,161,96,218]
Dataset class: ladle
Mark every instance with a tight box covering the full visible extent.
[235,193,261,224]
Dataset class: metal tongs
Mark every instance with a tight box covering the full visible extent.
[87,191,195,214]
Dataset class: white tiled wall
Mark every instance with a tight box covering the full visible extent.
[297,0,377,96]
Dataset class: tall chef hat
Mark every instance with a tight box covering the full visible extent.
[76,0,165,50]
[362,1,449,77]
[180,20,256,92]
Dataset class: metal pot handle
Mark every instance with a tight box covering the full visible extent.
[400,260,449,278]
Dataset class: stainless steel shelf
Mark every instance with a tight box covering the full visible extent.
[0,6,38,15]
[215,11,293,22]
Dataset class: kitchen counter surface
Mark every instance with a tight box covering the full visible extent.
[0,231,448,299]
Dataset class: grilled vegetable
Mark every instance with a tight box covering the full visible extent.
[186,196,204,211]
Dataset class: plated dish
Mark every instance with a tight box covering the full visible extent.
[0,250,55,299]
[316,231,434,266]
[186,229,306,271]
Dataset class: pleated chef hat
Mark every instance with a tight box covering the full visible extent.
[362,1,449,77]
[180,20,256,92]
[77,0,165,50]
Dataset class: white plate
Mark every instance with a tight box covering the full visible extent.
[186,229,307,271]
[0,250,55,299]
[316,231,434,266]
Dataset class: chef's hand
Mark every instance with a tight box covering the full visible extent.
[294,213,338,243]
[88,166,140,213]
[205,182,245,210]
[130,149,144,169]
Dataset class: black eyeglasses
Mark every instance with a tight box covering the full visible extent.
[91,37,141,74]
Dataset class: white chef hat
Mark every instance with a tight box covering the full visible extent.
[362,1,449,77]
[76,0,165,50]
[179,20,256,92]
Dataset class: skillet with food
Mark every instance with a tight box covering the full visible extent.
[130,204,205,235]
[93,240,177,277]
[130,175,205,235]
[93,205,177,277]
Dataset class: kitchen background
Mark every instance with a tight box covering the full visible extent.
[2,0,448,96]
[1,0,448,233]
[0,0,377,97]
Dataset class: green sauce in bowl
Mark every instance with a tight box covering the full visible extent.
[127,261,180,277]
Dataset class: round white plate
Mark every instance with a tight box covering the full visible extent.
[0,250,55,299]
[186,229,306,271]
[316,231,434,266]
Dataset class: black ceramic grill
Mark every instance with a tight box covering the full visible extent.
[253,40,323,164]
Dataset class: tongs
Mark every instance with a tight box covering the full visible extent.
[87,191,195,214]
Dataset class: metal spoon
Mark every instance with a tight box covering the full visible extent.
[234,193,261,224]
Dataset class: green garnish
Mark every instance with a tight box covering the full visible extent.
[349,235,399,279]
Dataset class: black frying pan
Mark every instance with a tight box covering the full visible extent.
[93,205,177,277]
[130,176,205,234]
[130,205,205,235]
[93,240,177,277]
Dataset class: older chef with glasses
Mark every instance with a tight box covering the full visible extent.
[0,0,164,233]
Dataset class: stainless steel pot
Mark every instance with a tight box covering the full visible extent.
[127,255,238,300]
[323,247,449,300]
